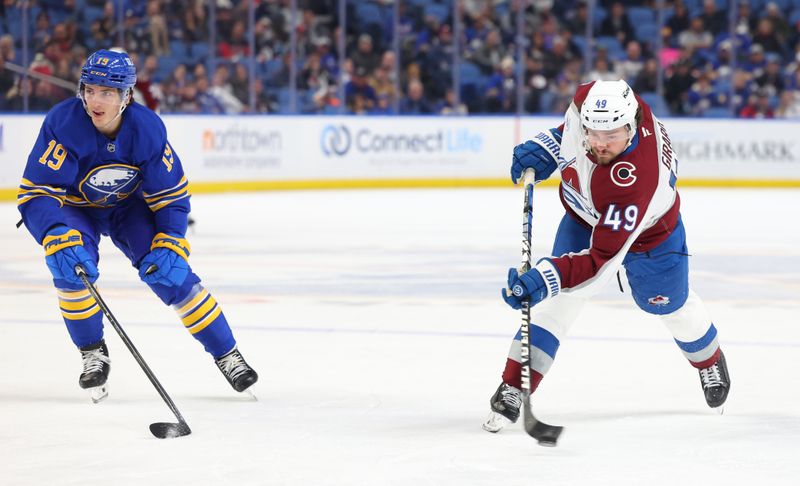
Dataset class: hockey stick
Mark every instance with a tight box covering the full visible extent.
[516,169,564,446]
[75,264,192,439]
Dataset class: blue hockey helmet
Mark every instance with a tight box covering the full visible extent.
[79,49,137,92]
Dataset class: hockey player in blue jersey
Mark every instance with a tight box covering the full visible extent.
[17,49,258,401]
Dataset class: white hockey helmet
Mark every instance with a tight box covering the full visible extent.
[580,79,639,132]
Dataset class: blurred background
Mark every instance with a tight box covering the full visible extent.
[1,0,799,119]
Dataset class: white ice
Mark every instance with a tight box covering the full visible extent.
[1,187,798,485]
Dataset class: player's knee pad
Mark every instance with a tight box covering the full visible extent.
[625,224,690,315]
[147,270,201,306]
[627,259,689,315]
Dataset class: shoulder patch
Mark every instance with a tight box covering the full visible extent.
[610,161,637,187]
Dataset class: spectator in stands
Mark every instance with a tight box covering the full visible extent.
[159,63,189,112]
[400,78,432,114]
[351,33,380,74]
[585,57,619,83]
[0,51,17,111]
[219,19,250,60]
[549,73,577,115]
[484,56,517,113]
[739,88,775,118]
[230,63,251,106]
[33,10,53,53]
[742,44,768,78]
[634,58,659,93]
[312,36,338,79]
[599,2,634,47]
[128,52,160,112]
[665,1,691,46]
[764,2,791,43]
[687,71,725,116]
[195,75,226,114]
[420,23,455,101]
[370,65,397,108]
[752,18,785,57]
[437,87,468,115]
[5,0,800,118]
[700,0,727,37]
[564,1,589,36]
[678,17,713,52]
[254,16,278,63]
[345,66,377,113]
[664,59,696,115]
[735,0,757,35]
[147,0,170,56]
[469,28,506,75]
[710,40,733,80]
[523,52,549,113]
[7,78,55,112]
[379,50,398,85]
[617,40,645,84]
[775,89,800,118]
[85,20,109,52]
[730,69,754,114]
[541,35,574,80]
[209,64,244,113]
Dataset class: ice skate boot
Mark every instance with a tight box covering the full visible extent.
[699,351,730,413]
[215,348,258,393]
[482,382,522,433]
[79,340,110,403]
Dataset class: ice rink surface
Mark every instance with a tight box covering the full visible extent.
[0,187,798,485]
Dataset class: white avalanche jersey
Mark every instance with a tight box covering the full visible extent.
[549,81,681,297]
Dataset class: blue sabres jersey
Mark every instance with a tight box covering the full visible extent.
[18,98,190,243]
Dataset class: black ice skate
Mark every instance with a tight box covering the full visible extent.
[79,340,110,403]
[215,348,258,393]
[699,351,730,413]
[482,382,522,433]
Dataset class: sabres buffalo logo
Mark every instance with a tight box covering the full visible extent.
[79,164,142,206]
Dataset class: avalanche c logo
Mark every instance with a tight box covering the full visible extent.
[610,161,637,187]
[320,124,351,156]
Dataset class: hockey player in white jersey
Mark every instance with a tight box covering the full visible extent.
[483,79,731,432]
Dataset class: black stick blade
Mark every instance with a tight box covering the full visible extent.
[526,419,563,447]
[150,421,192,439]
[522,397,564,446]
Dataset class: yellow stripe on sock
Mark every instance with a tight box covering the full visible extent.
[187,306,222,335]
[59,295,97,311]
[61,304,101,320]
[176,288,209,316]
[57,288,91,300]
[181,296,217,328]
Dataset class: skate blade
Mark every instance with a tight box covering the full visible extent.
[89,384,108,404]
[243,388,258,401]
[482,411,512,433]
[713,404,725,415]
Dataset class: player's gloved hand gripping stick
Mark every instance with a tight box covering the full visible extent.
[509,168,564,446]
[75,264,192,439]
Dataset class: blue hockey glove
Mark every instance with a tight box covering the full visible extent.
[511,128,562,184]
[42,226,98,286]
[139,233,191,287]
[501,259,561,310]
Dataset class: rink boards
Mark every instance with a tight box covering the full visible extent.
[1,114,799,198]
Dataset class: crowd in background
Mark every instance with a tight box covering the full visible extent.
[2,0,800,118]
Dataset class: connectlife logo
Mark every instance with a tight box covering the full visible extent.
[320,124,351,156]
